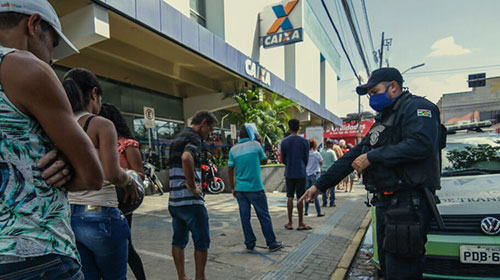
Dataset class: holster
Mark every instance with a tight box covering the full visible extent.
[383,205,425,258]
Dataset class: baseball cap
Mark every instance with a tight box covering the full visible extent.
[0,0,79,59]
[356,67,403,95]
[333,139,339,145]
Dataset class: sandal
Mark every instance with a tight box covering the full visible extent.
[296,225,313,231]
[284,224,293,230]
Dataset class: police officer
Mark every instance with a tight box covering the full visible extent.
[299,67,442,280]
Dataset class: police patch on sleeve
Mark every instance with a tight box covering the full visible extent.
[417,109,432,118]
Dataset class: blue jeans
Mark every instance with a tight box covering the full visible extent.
[235,191,279,249]
[0,254,83,280]
[169,204,210,250]
[305,174,321,214]
[71,205,130,280]
[322,186,336,205]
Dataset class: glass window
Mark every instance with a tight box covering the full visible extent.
[132,118,184,170]
[190,0,206,27]
[443,133,500,173]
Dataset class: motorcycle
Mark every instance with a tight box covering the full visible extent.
[143,161,165,195]
[201,150,225,194]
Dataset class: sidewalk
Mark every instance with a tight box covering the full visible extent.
[129,182,370,280]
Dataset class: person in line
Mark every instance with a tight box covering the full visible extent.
[320,139,337,207]
[344,143,355,192]
[339,140,349,190]
[63,68,140,280]
[168,111,218,280]
[331,140,343,190]
[304,138,324,217]
[228,126,283,252]
[300,67,443,280]
[0,2,104,278]
[280,119,312,231]
[100,103,147,280]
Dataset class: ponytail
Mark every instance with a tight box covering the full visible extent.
[62,78,85,112]
[62,68,103,113]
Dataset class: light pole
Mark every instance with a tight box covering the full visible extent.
[402,63,425,74]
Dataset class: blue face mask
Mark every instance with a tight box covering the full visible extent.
[369,84,393,112]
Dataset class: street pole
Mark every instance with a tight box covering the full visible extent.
[402,63,425,74]
[379,32,384,68]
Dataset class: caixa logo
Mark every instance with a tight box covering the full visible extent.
[245,59,271,87]
[262,0,303,49]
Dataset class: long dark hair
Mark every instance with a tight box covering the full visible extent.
[99,103,134,139]
[62,68,103,113]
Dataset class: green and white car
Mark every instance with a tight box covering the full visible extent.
[373,126,500,279]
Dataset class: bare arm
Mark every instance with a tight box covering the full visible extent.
[94,117,139,202]
[181,151,202,194]
[228,166,236,198]
[95,118,129,185]
[1,51,103,190]
[124,146,145,180]
[227,166,235,191]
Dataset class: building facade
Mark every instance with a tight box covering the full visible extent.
[438,76,500,125]
[49,0,343,169]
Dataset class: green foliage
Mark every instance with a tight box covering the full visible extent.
[212,152,228,168]
[225,89,302,145]
[446,144,500,170]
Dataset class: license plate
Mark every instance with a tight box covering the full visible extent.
[460,245,500,264]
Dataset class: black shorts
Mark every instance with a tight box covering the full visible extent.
[286,178,306,198]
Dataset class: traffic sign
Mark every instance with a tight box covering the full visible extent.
[230,124,237,140]
[144,106,156,128]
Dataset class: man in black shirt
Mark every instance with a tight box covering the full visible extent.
[300,68,442,280]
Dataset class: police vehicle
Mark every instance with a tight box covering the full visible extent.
[372,121,500,279]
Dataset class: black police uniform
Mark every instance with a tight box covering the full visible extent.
[315,90,442,280]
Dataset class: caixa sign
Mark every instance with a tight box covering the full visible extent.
[260,0,303,49]
[244,58,271,87]
[263,28,303,48]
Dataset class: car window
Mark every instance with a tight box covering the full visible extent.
[443,133,500,173]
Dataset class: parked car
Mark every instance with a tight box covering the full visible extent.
[372,123,500,279]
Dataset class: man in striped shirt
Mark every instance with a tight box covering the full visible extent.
[168,111,217,280]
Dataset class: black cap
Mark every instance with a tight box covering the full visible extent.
[356,67,404,95]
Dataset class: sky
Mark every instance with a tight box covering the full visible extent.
[321,0,500,118]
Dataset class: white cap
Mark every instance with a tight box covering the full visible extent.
[0,0,79,59]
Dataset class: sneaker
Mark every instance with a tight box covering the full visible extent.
[322,203,327,207]
[330,203,336,207]
[304,212,308,216]
[317,213,325,217]
[246,246,255,252]
[269,242,283,252]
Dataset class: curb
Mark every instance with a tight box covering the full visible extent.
[330,209,372,280]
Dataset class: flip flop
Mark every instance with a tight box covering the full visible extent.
[284,224,293,230]
[296,225,312,231]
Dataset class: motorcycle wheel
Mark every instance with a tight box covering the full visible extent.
[208,180,225,194]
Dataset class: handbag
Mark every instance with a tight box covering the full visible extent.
[116,169,145,215]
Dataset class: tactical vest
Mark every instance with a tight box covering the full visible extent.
[362,92,444,193]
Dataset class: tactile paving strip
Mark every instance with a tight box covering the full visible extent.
[255,198,359,280]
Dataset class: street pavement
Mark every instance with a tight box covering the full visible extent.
[128,182,370,280]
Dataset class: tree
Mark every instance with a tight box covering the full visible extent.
[225,89,302,145]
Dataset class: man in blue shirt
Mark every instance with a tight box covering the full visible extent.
[280,119,311,230]
[228,126,283,252]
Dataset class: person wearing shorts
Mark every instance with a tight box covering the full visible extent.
[169,205,210,250]
[281,119,312,231]
[168,111,217,280]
